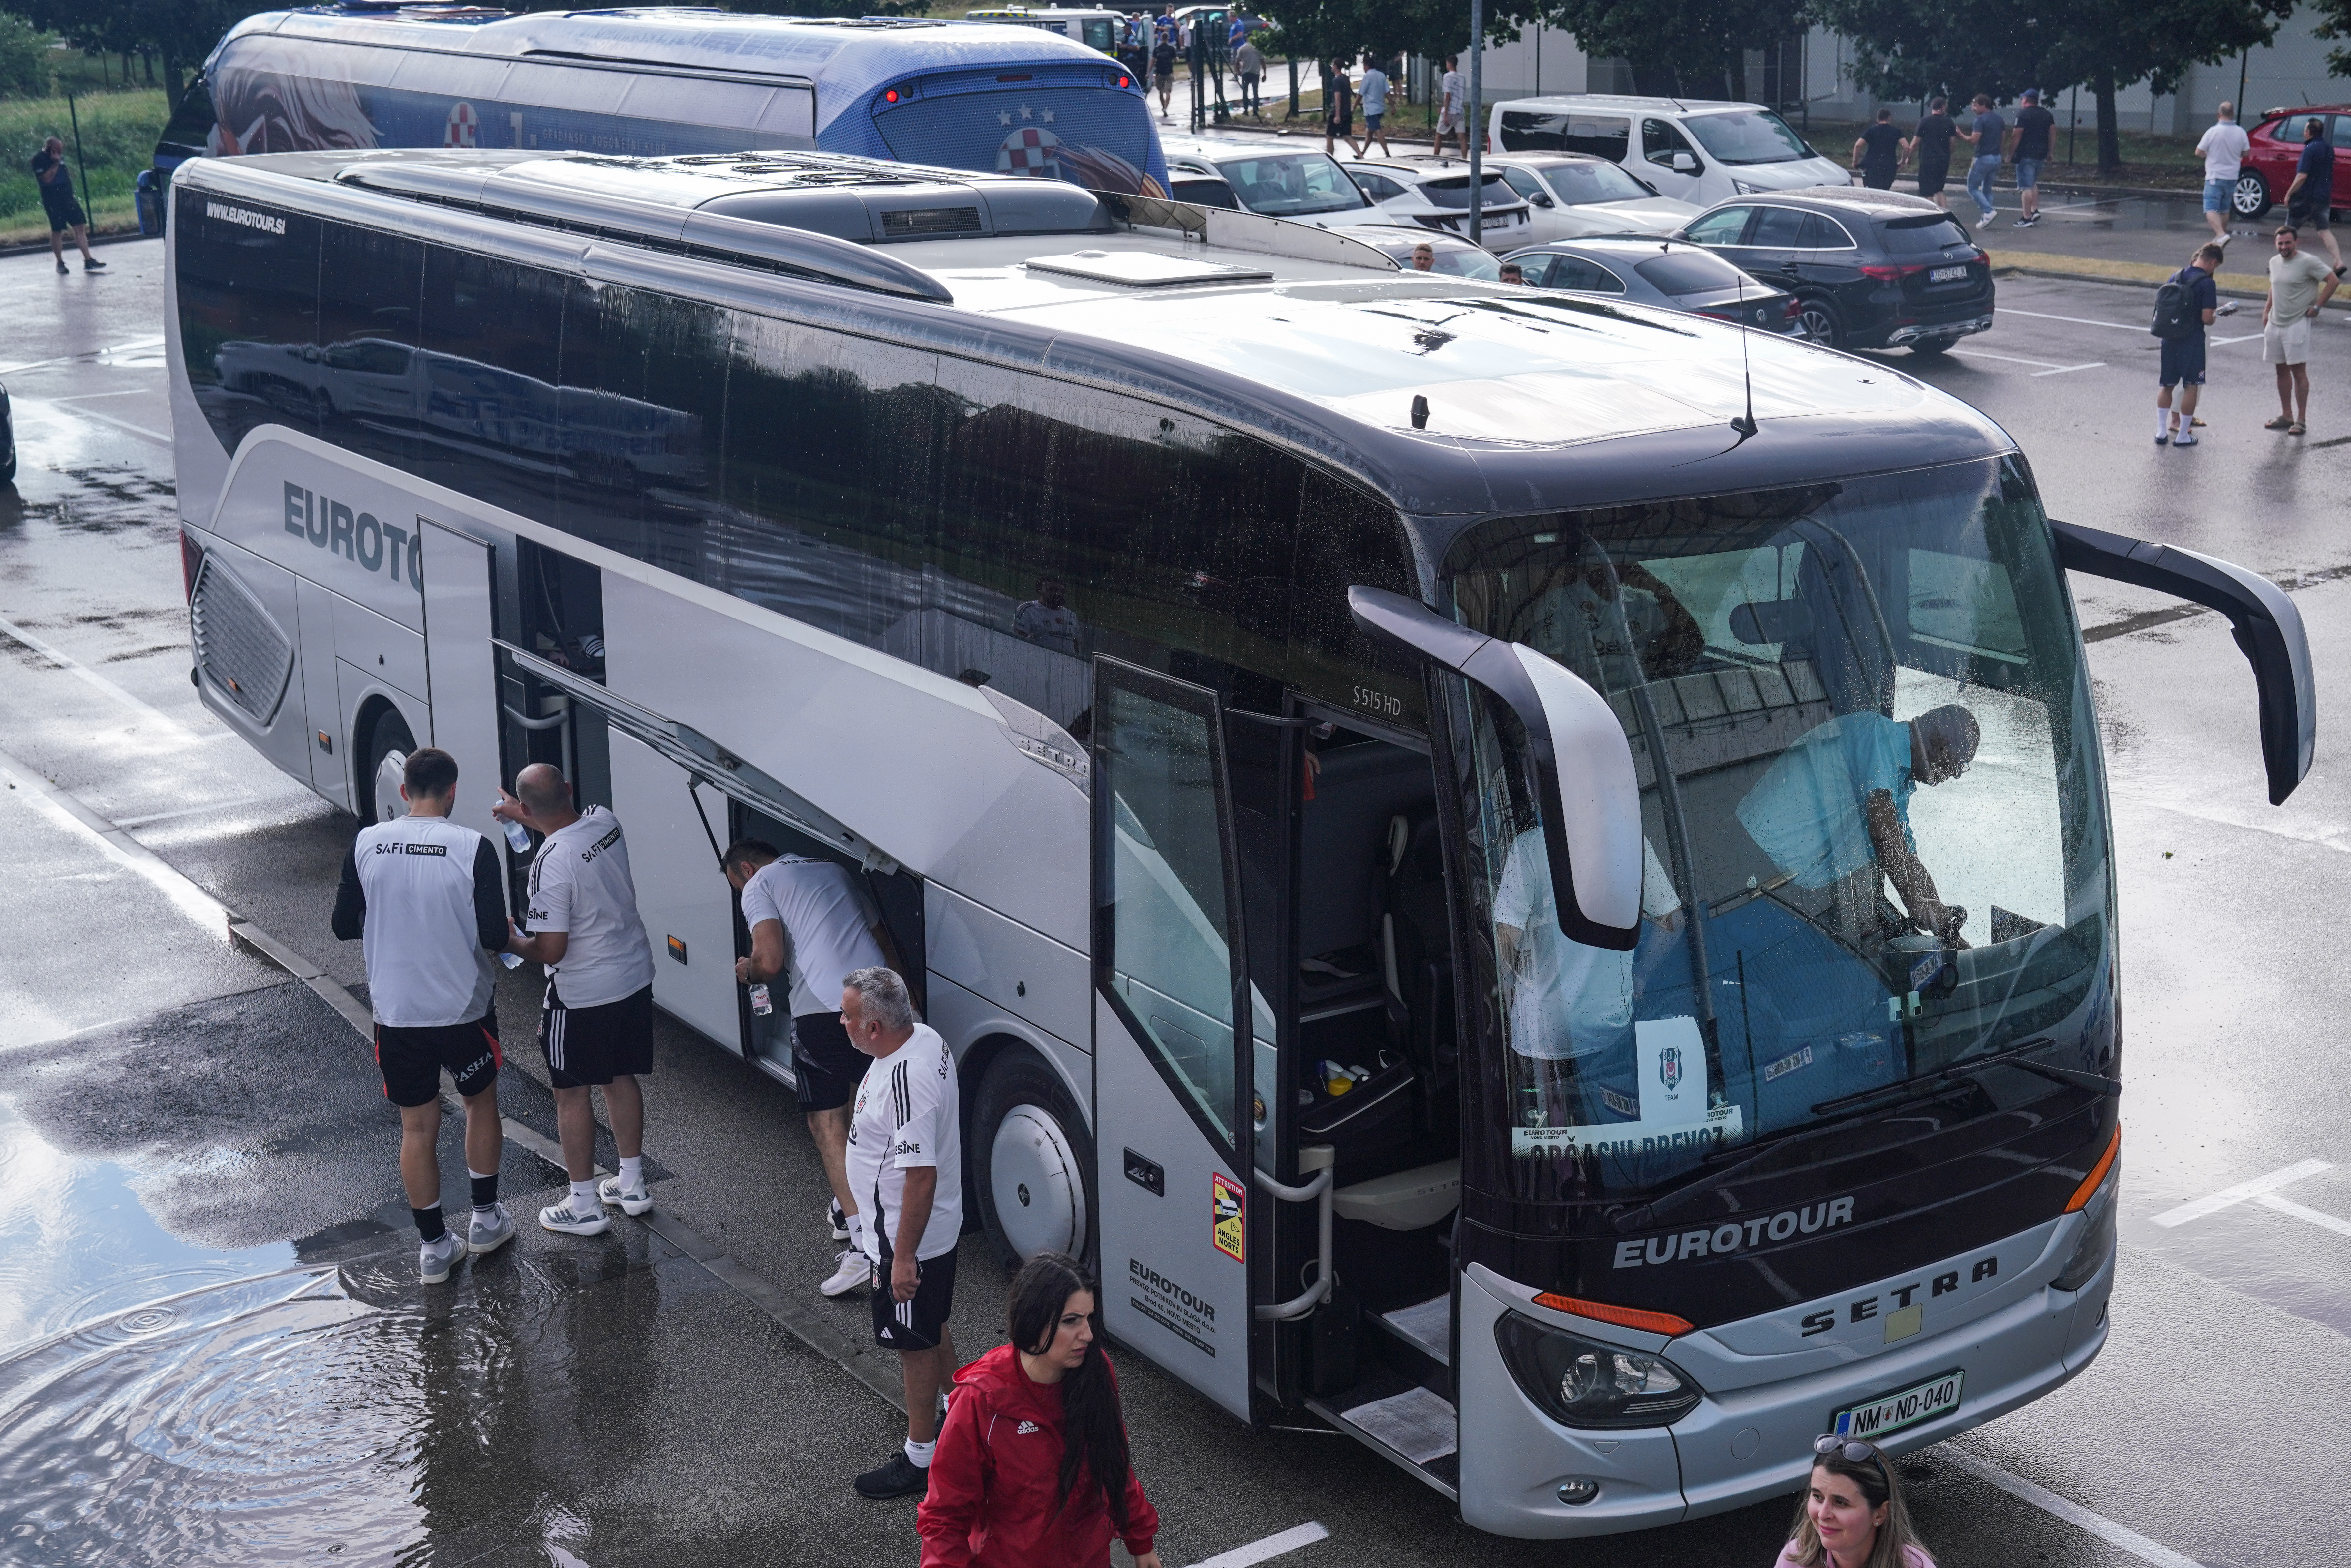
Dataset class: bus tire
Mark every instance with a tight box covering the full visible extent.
[359,705,416,824]
[972,1048,1094,1268]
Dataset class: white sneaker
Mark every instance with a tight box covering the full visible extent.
[821,1248,872,1297]
[599,1174,654,1216]
[468,1202,516,1256]
[419,1231,466,1284]
[539,1198,612,1236]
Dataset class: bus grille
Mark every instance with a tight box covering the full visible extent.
[880,206,983,236]
[190,557,294,724]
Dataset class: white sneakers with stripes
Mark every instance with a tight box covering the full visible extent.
[822,1249,873,1297]
[600,1173,654,1216]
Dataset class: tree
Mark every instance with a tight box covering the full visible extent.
[1818,0,2291,172]
[1536,0,1813,99]
[7,0,269,108]
[1251,0,1521,69]
[2314,0,2351,77]
[0,12,54,99]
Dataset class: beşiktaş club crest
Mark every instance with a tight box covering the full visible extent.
[1658,1045,1683,1091]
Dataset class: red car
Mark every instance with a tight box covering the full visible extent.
[2230,106,2351,221]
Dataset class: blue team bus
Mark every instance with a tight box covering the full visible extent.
[140,1,1166,232]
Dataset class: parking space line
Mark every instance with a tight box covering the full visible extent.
[2255,1191,2351,1239]
[1948,347,2106,375]
[2149,1158,2330,1226]
[38,401,172,448]
[0,611,197,740]
[1943,1453,2201,1568]
[0,743,233,939]
[1998,306,2142,332]
[0,335,167,377]
[1187,1522,1330,1568]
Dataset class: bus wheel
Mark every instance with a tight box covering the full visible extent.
[360,706,416,823]
[973,1049,1092,1267]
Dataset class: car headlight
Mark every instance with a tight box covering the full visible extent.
[1495,1312,1703,1428]
[1732,179,1761,195]
[2055,1156,2119,1292]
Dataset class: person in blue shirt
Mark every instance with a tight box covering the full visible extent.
[1736,704,1981,946]
[2154,242,2222,446]
[1958,94,2006,227]
[2282,116,2344,275]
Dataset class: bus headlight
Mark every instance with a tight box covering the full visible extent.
[1495,1312,1703,1428]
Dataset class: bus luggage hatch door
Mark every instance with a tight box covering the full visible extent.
[417,519,507,893]
[1091,658,1257,1421]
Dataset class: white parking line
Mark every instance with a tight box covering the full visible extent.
[1187,1523,1330,1568]
[0,744,230,938]
[0,611,197,741]
[2256,1191,2351,1240]
[2149,1158,2331,1226]
[1948,347,2106,376]
[0,335,167,377]
[1998,306,2143,332]
[31,399,173,448]
[1943,1453,2202,1568]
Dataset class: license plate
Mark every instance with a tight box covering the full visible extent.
[1830,1368,1963,1441]
[1929,264,1969,282]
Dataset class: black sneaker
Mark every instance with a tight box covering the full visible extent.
[84,257,106,271]
[2013,213,2039,228]
[828,1198,850,1242]
[854,1453,929,1500]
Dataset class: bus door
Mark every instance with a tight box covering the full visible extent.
[416,518,507,873]
[1091,658,1261,1419]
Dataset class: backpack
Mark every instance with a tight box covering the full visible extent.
[2150,269,2203,339]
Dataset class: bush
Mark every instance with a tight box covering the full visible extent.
[0,15,54,99]
[0,88,166,237]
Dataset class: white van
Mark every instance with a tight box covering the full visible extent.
[964,7,1129,54]
[1486,94,1847,207]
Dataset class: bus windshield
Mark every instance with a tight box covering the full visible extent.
[1444,457,2113,1200]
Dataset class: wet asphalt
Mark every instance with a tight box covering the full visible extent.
[4,238,2351,1567]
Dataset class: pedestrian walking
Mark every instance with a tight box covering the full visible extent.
[2197,101,2252,245]
[1359,56,1392,157]
[1852,108,1903,191]
[29,137,104,275]
[916,1253,1163,1568]
[1152,18,1177,120]
[1959,94,2005,227]
[2008,88,2054,226]
[2283,116,2345,276]
[2263,225,2338,436]
[1773,1435,1938,1568]
[2150,242,2222,447]
[1235,36,1264,117]
[723,837,900,1297]
[1433,56,1466,161]
[1322,57,1355,156]
[1909,96,1956,211]
[497,764,659,1238]
[329,746,514,1284]
[843,967,965,1501]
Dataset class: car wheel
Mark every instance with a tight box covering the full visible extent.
[1794,297,1845,349]
[1908,337,1956,358]
[360,705,416,824]
[2231,172,2271,221]
[972,1048,1093,1267]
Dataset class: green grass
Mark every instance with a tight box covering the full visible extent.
[0,89,167,245]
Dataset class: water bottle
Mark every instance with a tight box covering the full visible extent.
[499,951,524,970]
[502,817,532,854]
[749,983,773,1016]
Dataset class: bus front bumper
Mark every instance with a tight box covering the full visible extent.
[1456,1215,2115,1538]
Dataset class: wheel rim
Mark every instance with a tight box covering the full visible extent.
[374,748,407,823]
[2234,176,2266,216]
[990,1104,1086,1259]
[1797,304,1836,343]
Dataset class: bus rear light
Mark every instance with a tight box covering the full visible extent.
[2064,1125,2121,1211]
[1497,1312,1702,1429]
[1533,1293,1694,1338]
[882,88,900,103]
[1860,262,1926,282]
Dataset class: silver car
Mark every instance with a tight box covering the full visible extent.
[1484,153,1702,242]
[1339,160,1532,251]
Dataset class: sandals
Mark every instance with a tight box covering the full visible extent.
[2289,422,2307,436]
[2266,415,2296,430]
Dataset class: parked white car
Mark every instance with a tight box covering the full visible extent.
[1485,94,1848,208]
[1483,153,1700,242]
[1161,135,1377,227]
[1339,159,1532,250]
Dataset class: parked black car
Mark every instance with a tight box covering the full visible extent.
[1499,236,1801,332]
[1675,187,1994,355]
[1,381,15,485]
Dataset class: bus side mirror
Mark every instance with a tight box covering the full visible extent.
[1347,586,1642,949]
[2051,519,2315,805]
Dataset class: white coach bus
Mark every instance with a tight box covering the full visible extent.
[168,145,2311,1536]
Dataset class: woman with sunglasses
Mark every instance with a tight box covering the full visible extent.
[918,1252,1161,1568]
[1776,1434,1938,1568]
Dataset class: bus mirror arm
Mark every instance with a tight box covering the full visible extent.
[1346,587,1643,949]
[2050,520,2315,805]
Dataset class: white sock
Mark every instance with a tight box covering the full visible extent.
[569,1179,598,1212]
[619,1155,644,1187]
[2156,407,2173,437]
[904,1436,936,1469]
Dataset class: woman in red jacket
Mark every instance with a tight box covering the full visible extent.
[918,1253,1162,1568]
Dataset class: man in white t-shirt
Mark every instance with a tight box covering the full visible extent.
[2197,102,2252,244]
[1012,577,1081,654]
[1493,826,1681,1066]
[497,764,658,1238]
[1433,56,1465,160]
[840,967,963,1501]
[725,837,899,1296]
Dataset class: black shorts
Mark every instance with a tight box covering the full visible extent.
[2293,201,2333,231]
[1917,163,1949,197]
[42,195,87,233]
[540,983,654,1089]
[791,1011,866,1114]
[376,1010,501,1108]
[871,1231,958,1352]
[2159,334,2208,387]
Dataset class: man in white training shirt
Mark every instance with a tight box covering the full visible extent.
[724,838,900,1297]
[331,746,518,1284]
[497,764,658,1237]
[841,967,962,1501]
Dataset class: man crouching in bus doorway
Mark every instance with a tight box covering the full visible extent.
[497,764,660,1235]
[841,967,965,1499]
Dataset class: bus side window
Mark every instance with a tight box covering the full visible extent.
[173,188,321,456]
